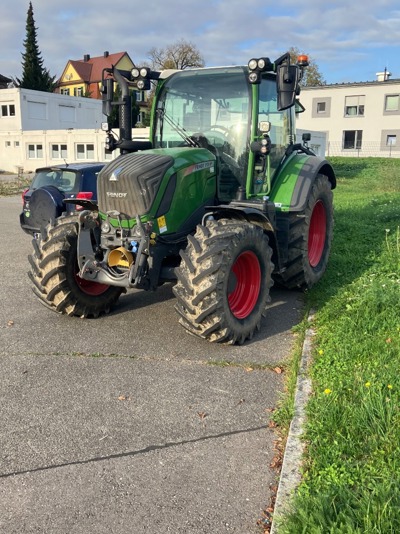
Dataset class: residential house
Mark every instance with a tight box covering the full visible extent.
[0,74,12,89]
[55,51,148,125]
[297,72,400,157]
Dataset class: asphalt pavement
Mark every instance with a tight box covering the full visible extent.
[0,195,304,534]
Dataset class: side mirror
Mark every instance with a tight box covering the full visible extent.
[102,78,114,117]
[277,64,299,111]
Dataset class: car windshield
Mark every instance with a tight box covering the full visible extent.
[32,169,79,193]
[154,66,251,177]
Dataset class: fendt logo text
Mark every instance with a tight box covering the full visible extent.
[106,192,128,198]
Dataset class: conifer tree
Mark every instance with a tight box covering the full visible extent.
[17,2,55,91]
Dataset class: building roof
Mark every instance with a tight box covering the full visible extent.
[0,74,12,87]
[60,51,133,84]
[302,78,400,90]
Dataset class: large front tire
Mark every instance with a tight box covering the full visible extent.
[28,214,123,317]
[173,219,274,345]
[277,174,334,289]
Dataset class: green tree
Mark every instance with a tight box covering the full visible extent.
[17,2,56,91]
[148,39,205,70]
[288,46,325,86]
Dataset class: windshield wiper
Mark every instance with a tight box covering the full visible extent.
[157,109,200,148]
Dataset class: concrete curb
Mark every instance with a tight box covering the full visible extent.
[270,312,315,533]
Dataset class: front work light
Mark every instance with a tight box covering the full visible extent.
[247,56,273,84]
[248,58,258,70]
[249,71,260,83]
[139,67,150,78]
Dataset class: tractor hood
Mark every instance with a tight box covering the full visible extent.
[97,148,217,221]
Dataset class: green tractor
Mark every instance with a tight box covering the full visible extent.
[28,52,335,344]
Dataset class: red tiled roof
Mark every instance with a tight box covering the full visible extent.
[73,52,130,83]
[69,60,92,81]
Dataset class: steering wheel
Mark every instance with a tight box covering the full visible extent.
[208,125,231,137]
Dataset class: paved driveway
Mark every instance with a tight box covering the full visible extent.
[0,196,303,533]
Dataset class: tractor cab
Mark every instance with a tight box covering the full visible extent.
[152,65,295,202]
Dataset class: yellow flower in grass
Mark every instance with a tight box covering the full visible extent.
[387,384,393,390]
[324,388,332,395]
[318,349,324,356]
[365,381,371,388]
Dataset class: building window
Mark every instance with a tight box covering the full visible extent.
[28,101,46,120]
[345,96,365,116]
[74,87,84,97]
[343,130,363,150]
[103,144,113,160]
[385,95,399,111]
[5,141,11,147]
[76,143,94,159]
[14,141,20,147]
[61,88,70,96]
[59,105,75,122]
[51,144,68,159]
[134,91,144,102]
[28,144,44,159]
[312,97,331,118]
[386,135,397,146]
[1,104,16,117]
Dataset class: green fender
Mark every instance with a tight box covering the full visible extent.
[269,154,336,213]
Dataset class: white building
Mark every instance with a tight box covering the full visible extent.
[297,74,400,158]
[0,87,148,173]
[0,87,105,131]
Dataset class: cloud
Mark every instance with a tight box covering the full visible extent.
[1,0,399,83]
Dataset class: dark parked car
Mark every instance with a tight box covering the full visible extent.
[20,163,105,236]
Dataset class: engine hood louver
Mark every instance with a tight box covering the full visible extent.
[97,153,174,217]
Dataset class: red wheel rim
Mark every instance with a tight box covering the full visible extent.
[228,251,261,319]
[308,200,327,267]
[74,270,110,296]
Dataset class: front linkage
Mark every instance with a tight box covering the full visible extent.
[76,209,154,290]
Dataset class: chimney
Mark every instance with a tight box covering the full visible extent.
[83,54,90,62]
[104,51,109,58]
[376,68,391,82]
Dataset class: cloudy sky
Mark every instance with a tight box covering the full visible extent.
[1,0,400,84]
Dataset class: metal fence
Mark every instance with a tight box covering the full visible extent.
[327,142,400,158]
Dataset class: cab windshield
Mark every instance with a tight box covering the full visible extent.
[154,67,251,187]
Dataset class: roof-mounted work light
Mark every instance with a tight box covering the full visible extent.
[131,67,151,90]
[247,57,274,84]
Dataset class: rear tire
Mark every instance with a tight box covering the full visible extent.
[28,214,123,317]
[277,174,333,289]
[173,219,274,344]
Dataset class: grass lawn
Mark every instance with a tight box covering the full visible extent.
[275,157,400,533]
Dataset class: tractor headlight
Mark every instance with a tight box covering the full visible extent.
[140,67,150,77]
[257,58,266,70]
[101,222,111,233]
[131,68,140,79]
[248,58,258,71]
[249,71,260,83]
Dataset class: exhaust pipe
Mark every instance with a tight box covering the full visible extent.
[108,247,134,268]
